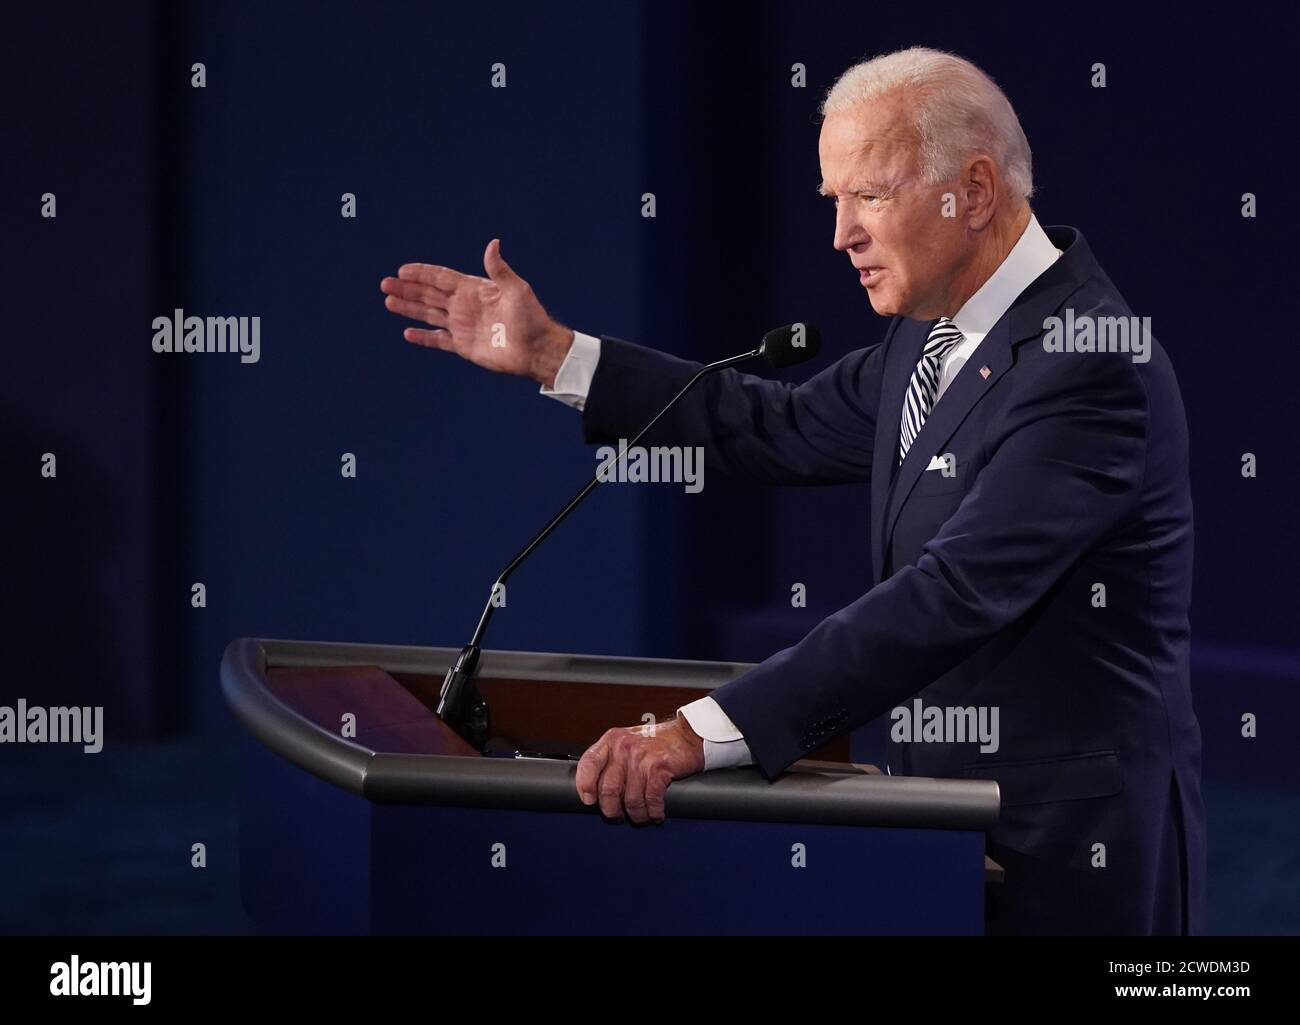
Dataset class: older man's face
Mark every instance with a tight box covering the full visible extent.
[819,95,966,319]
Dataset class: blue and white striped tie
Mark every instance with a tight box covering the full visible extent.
[899,318,964,464]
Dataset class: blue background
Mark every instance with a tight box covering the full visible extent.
[1,0,1297,933]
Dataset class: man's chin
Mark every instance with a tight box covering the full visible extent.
[864,288,900,317]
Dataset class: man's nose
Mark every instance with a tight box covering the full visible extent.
[833,206,867,252]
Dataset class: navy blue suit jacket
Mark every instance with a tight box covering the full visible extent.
[580,225,1205,935]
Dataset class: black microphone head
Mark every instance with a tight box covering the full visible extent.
[760,323,822,368]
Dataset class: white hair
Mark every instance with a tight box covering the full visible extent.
[820,46,1035,201]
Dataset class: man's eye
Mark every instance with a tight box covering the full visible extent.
[827,194,880,208]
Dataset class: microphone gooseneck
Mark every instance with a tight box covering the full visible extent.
[437,323,821,749]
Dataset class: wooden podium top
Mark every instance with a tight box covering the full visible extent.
[266,664,480,757]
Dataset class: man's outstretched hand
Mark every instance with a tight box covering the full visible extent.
[575,717,707,824]
[380,239,573,388]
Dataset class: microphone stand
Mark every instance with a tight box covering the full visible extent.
[437,344,764,750]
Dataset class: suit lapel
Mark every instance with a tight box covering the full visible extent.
[871,323,926,582]
[874,245,1089,572]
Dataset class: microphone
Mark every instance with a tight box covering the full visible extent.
[437,323,822,749]
[759,322,822,368]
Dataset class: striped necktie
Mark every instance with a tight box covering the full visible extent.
[899,318,964,464]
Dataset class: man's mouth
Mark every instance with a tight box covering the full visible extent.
[858,266,885,285]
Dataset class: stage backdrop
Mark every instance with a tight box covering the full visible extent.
[5,0,1296,791]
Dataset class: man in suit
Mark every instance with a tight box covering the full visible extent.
[379,46,1204,935]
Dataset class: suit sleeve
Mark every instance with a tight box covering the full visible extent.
[580,330,892,486]
[708,349,1151,779]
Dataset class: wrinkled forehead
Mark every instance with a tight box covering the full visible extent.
[818,97,923,188]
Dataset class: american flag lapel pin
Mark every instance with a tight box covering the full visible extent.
[979,365,991,380]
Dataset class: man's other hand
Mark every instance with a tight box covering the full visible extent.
[574,717,707,824]
[380,238,573,387]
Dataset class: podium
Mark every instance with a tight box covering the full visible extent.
[222,637,1001,934]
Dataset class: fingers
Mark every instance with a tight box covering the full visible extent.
[622,746,650,824]
[644,767,671,823]
[575,736,610,807]
[380,273,457,352]
[382,293,449,329]
[402,327,454,350]
[596,743,628,820]
[380,275,451,308]
[576,728,631,820]
[396,262,467,292]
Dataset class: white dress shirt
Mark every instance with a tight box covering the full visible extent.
[541,214,1063,769]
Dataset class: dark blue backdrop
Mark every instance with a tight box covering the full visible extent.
[3,0,1297,934]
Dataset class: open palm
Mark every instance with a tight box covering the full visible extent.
[380,238,566,381]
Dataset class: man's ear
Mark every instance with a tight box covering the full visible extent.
[963,154,999,231]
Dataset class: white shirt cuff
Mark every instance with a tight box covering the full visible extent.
[678,697,753,770]
[538,331,601,411]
